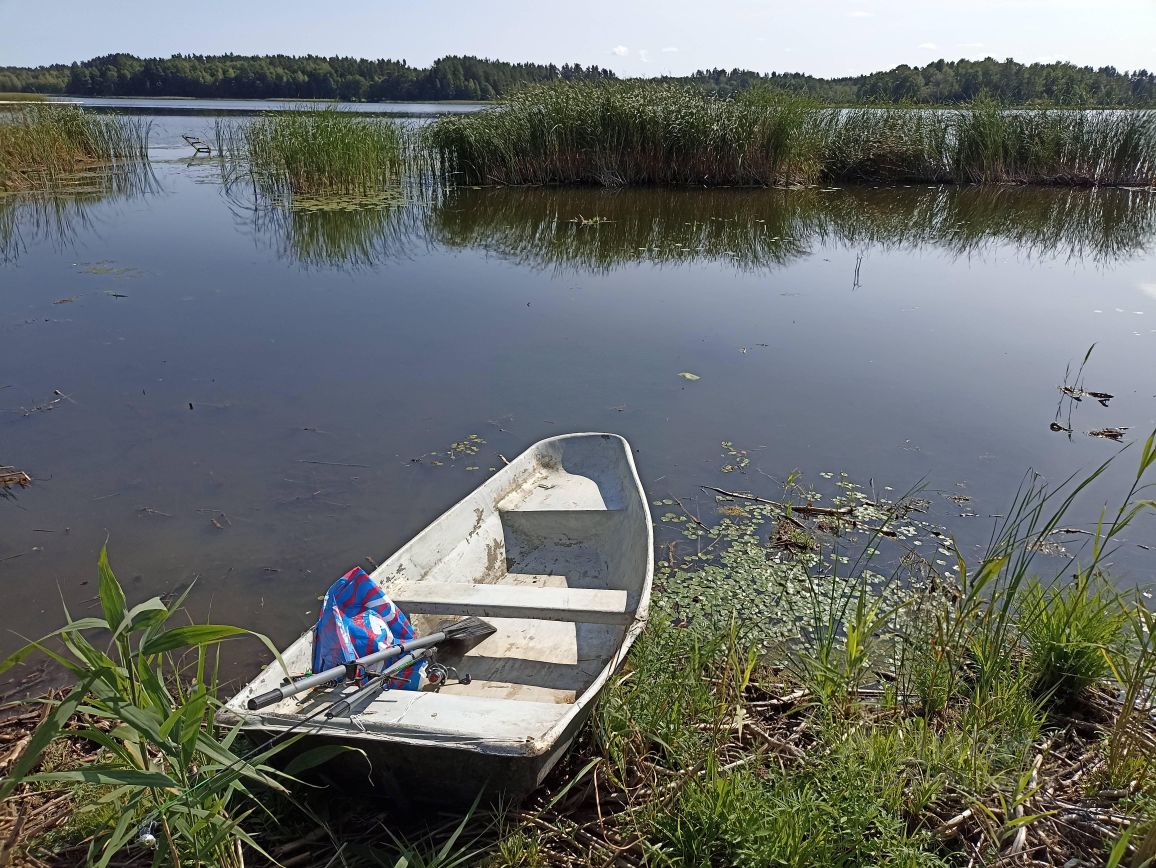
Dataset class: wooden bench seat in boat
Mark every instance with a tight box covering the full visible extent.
[272,688,573,749]
[388,580,631,625]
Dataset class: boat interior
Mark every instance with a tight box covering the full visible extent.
[229,435,650,748]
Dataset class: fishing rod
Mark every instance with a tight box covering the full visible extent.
[325,646,438,719]
[247,615,496,710]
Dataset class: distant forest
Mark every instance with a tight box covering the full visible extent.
[2,53,1154,105]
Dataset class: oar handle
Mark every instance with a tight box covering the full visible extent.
[247,688,287,711]
[246,630,448,711]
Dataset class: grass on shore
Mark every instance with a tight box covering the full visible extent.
[215,108,413,205]
[426,82,1156,188]
[3,434,1156,866]
[0,104,149,193]
[0,548,343,867]
[0,92,47,103]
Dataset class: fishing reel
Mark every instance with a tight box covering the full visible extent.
[137,821,158,849]
[423,657,472,691]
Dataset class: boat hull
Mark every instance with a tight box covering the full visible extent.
[271,703,591,806]
[221,433,652,802]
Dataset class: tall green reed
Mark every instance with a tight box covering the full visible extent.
[427,82,1156,188]
[0,104,149,192]
[425,82,829,187]
[0,547,324,867]
[952,99,1156,185]
[216,108,410,204]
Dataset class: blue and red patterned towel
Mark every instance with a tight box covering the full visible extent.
[311,566,424,690]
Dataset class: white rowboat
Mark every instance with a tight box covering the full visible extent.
[221,433,652,802]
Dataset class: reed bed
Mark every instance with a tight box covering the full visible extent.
[215,108,412,204]
[426,82,828,187]
[426,82,1156,188]
[0,104,149,192]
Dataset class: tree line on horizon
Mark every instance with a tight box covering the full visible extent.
[1,53,1154,105]
[0,54,615,101]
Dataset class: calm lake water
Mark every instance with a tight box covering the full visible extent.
[50,96,485,116]
[3,105,1155,678]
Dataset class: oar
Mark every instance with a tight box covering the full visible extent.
[246,616,497,711]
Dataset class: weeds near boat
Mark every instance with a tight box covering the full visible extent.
[493,434,1156,866]
[0,105,149,193]
[0,547,323,866]
[427,81,1156,188]
[214,175,1156,272]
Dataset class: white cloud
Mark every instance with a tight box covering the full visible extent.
[918,42,938,50]
[612,45,629,57]
[847,10,874,17]
[639,49,651,62]
[660,46,679,53]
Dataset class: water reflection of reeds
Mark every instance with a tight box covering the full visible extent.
[0,162,157,263]
[244,199,430,270]
[5,168,1154,272]
[427,185,1156,274]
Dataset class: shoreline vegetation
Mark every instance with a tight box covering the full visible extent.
[0,104,149,193]
[2,435,1156,866]
[3,91,1156,199]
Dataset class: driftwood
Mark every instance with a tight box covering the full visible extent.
[0,466,31,495]
[1089,427,1128,441]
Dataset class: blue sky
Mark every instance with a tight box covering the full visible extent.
[3,0,1154,76]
